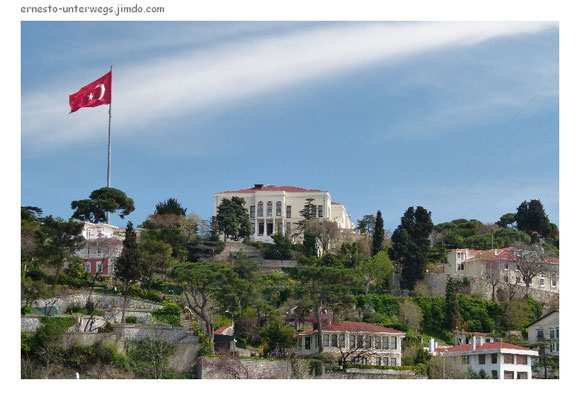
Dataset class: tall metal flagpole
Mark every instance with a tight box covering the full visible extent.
[106,65,112,224]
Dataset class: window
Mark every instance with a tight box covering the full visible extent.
[376,357,381,366]
[383,336,389,349]
[556,327,559,339]
[365,336,371,348]
[84,262,91,273]
[514,355,525,366]
[305,337,310,350]
[257,202,263,217]
[391,336,397,350]
[357,335,364,348]
[458,263,465,271]
[286,222,292,234]
[517,372,528,379]
[383,357,389,366]
[258,221,264,235]
[317,205,323,217]
[504,275,509,283]
[323,334,329,347]
[375,336,381,349]
[286,205,292,218]
[516,276,521,284]
[504,354,514,364]
[276,201,282,216]
[536,329,544,341]
[504,370,514,379]
[461,355,469,364]
[391,358,397,366]
[549,328,555,339]
[485,338,491,343]
[491,353,498,364]
[478,354,486,365]
[551,278,557,287]
[539,277,545,287]
[491,370,498,379]
[505,263,509,270]
[332,334,338,347]
[267,201,272,217]
[550,342,559,353]
[96,261,103,273]
[339,334,345,347]
[250,206,255,218]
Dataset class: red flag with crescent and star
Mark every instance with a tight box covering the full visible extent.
[69,71,112,113]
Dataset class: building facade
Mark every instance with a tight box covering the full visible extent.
[77,222,124,275]
[445,247,559,293]
[432,339,538,379]
[296,321,406,367]
[213,184,355,241]
[527,310,559,378]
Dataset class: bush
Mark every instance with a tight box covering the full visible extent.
[98,322,114,333]
[152,302,182,326]
[145,290,163,303]
[21,305,34,315]
[127,285,146,298]
[125,316,138,324]
[262,232,293,260]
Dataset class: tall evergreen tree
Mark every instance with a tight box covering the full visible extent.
[515,199,552,238]
[371,210,385,256]
[389,206,434,290]
[215,197,252,242]
[444,278,463,331]
[154,198,187,216]
[115,221,144,323]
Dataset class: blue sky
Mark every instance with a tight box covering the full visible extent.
[21,21,559,231]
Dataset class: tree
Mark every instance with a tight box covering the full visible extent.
[389,206,434,290]
[114,221,144,323]
[39,216,85,292]
[215,197,252,242]
[294,265,358,353]
[263,232,293,260]
[483,258,503,301]
[154,198,187,216]
[444,278,463,332]
[297,198,318,234]
[357,214,376,236]
[427,355,470,379]
[304,219,341,254]
[356,251,393,295]
[260,317,296,359]
[171,262,237,345]
[139,239,173,291]
[398,298,423,331]
[512,243,549,291]
[515,199,553,238]
[126,338,176,379]
[496,213,516,229]
[371,211,385,256]
[71,187,135,223]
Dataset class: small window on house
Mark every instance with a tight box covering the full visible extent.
[96,261,103,273]
[505,264,509,270]
[537,329,544,340]
[323,334,329,347]
[350,335,356,349]
[504,370,514,379]
[357,335,364,348]
[516,276,521,284]
[250,206,255,219]
[391,358,397,366]
[549,328,555,339]
[504,354,514,364]
[331,334,338,347]
[551,278,557,287]
[485,338,491,343]
[317,205,323,217]
[556,327,559,339]
[516,355,527,365]
[504,275,509,283]
[462,355,469,364]
[383,336,389,349]
[383,357,389,366]
[375,336,381,349]
[365,336,371,348]
[491,370,498,379]
[305,337,310,350]
[339,334,345,347]
[376,357,381,366]
[550,342,559,353]
[478,354,486,365]
[491,353,497,364]
[267,201,272,217]
[517,371,528,379]
[286,205,292,218]
[257,202,263,217]
[391,336,397,350]
[539,277,545,287]
[276,201,282,216]
[84,262,91,273]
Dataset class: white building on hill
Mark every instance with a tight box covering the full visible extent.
[213,184,355,241]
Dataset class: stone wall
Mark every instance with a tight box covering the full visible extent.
[21,315,107,333]
[24,293,163,315]
[324,368,425,379]
[113,324,198,344]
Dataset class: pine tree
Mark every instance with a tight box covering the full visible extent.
[371,210,385,256]
[115,221,144,323]
[444,278,463,331]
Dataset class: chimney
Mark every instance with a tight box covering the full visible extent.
[429,338,435,354]
[254,184,264,189]
[471,339,477,351]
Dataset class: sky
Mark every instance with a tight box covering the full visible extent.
[21,21,559,231]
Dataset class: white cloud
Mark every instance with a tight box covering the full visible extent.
[22,21,556,150]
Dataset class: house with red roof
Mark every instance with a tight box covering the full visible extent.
[296,321,406,367]
[446,247,559,293]
[76,222,124,275]
[213,184,355,242]
[430,337,538,379]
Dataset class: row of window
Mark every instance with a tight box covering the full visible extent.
[462,353,528,365]
[298,334,398,351]
[85,261,104,273]
[353,357,398,367]
[536,327,559,340]
[249,203,325,219]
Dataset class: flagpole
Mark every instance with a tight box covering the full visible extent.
[106,65,112,224]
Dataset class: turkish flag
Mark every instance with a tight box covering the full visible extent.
[69,71,112,113]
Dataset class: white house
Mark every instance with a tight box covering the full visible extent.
[296,321,406,367]
[432,339,538,379]
[213,184,355,242]
[527,309,559,378]
[445,247,559,293]
[76,222,124,275]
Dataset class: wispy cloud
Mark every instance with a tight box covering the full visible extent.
[22,21,556,150]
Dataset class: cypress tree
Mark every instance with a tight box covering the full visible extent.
[115,221,144,323]
[371,210,385,256]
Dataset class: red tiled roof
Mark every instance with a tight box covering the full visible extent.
[435,342,533,353]
[452,248,558,264]
[217,185,323,194]
[298,321,404,335]
[214,324,233,335]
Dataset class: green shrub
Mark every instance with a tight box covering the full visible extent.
[21,305,33,315]
[152,302,181,326]
[309,359,324,376]
[127,285,146,298]
[145,290,163,303]
[125,316,138,324]
[98,322,114,333]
